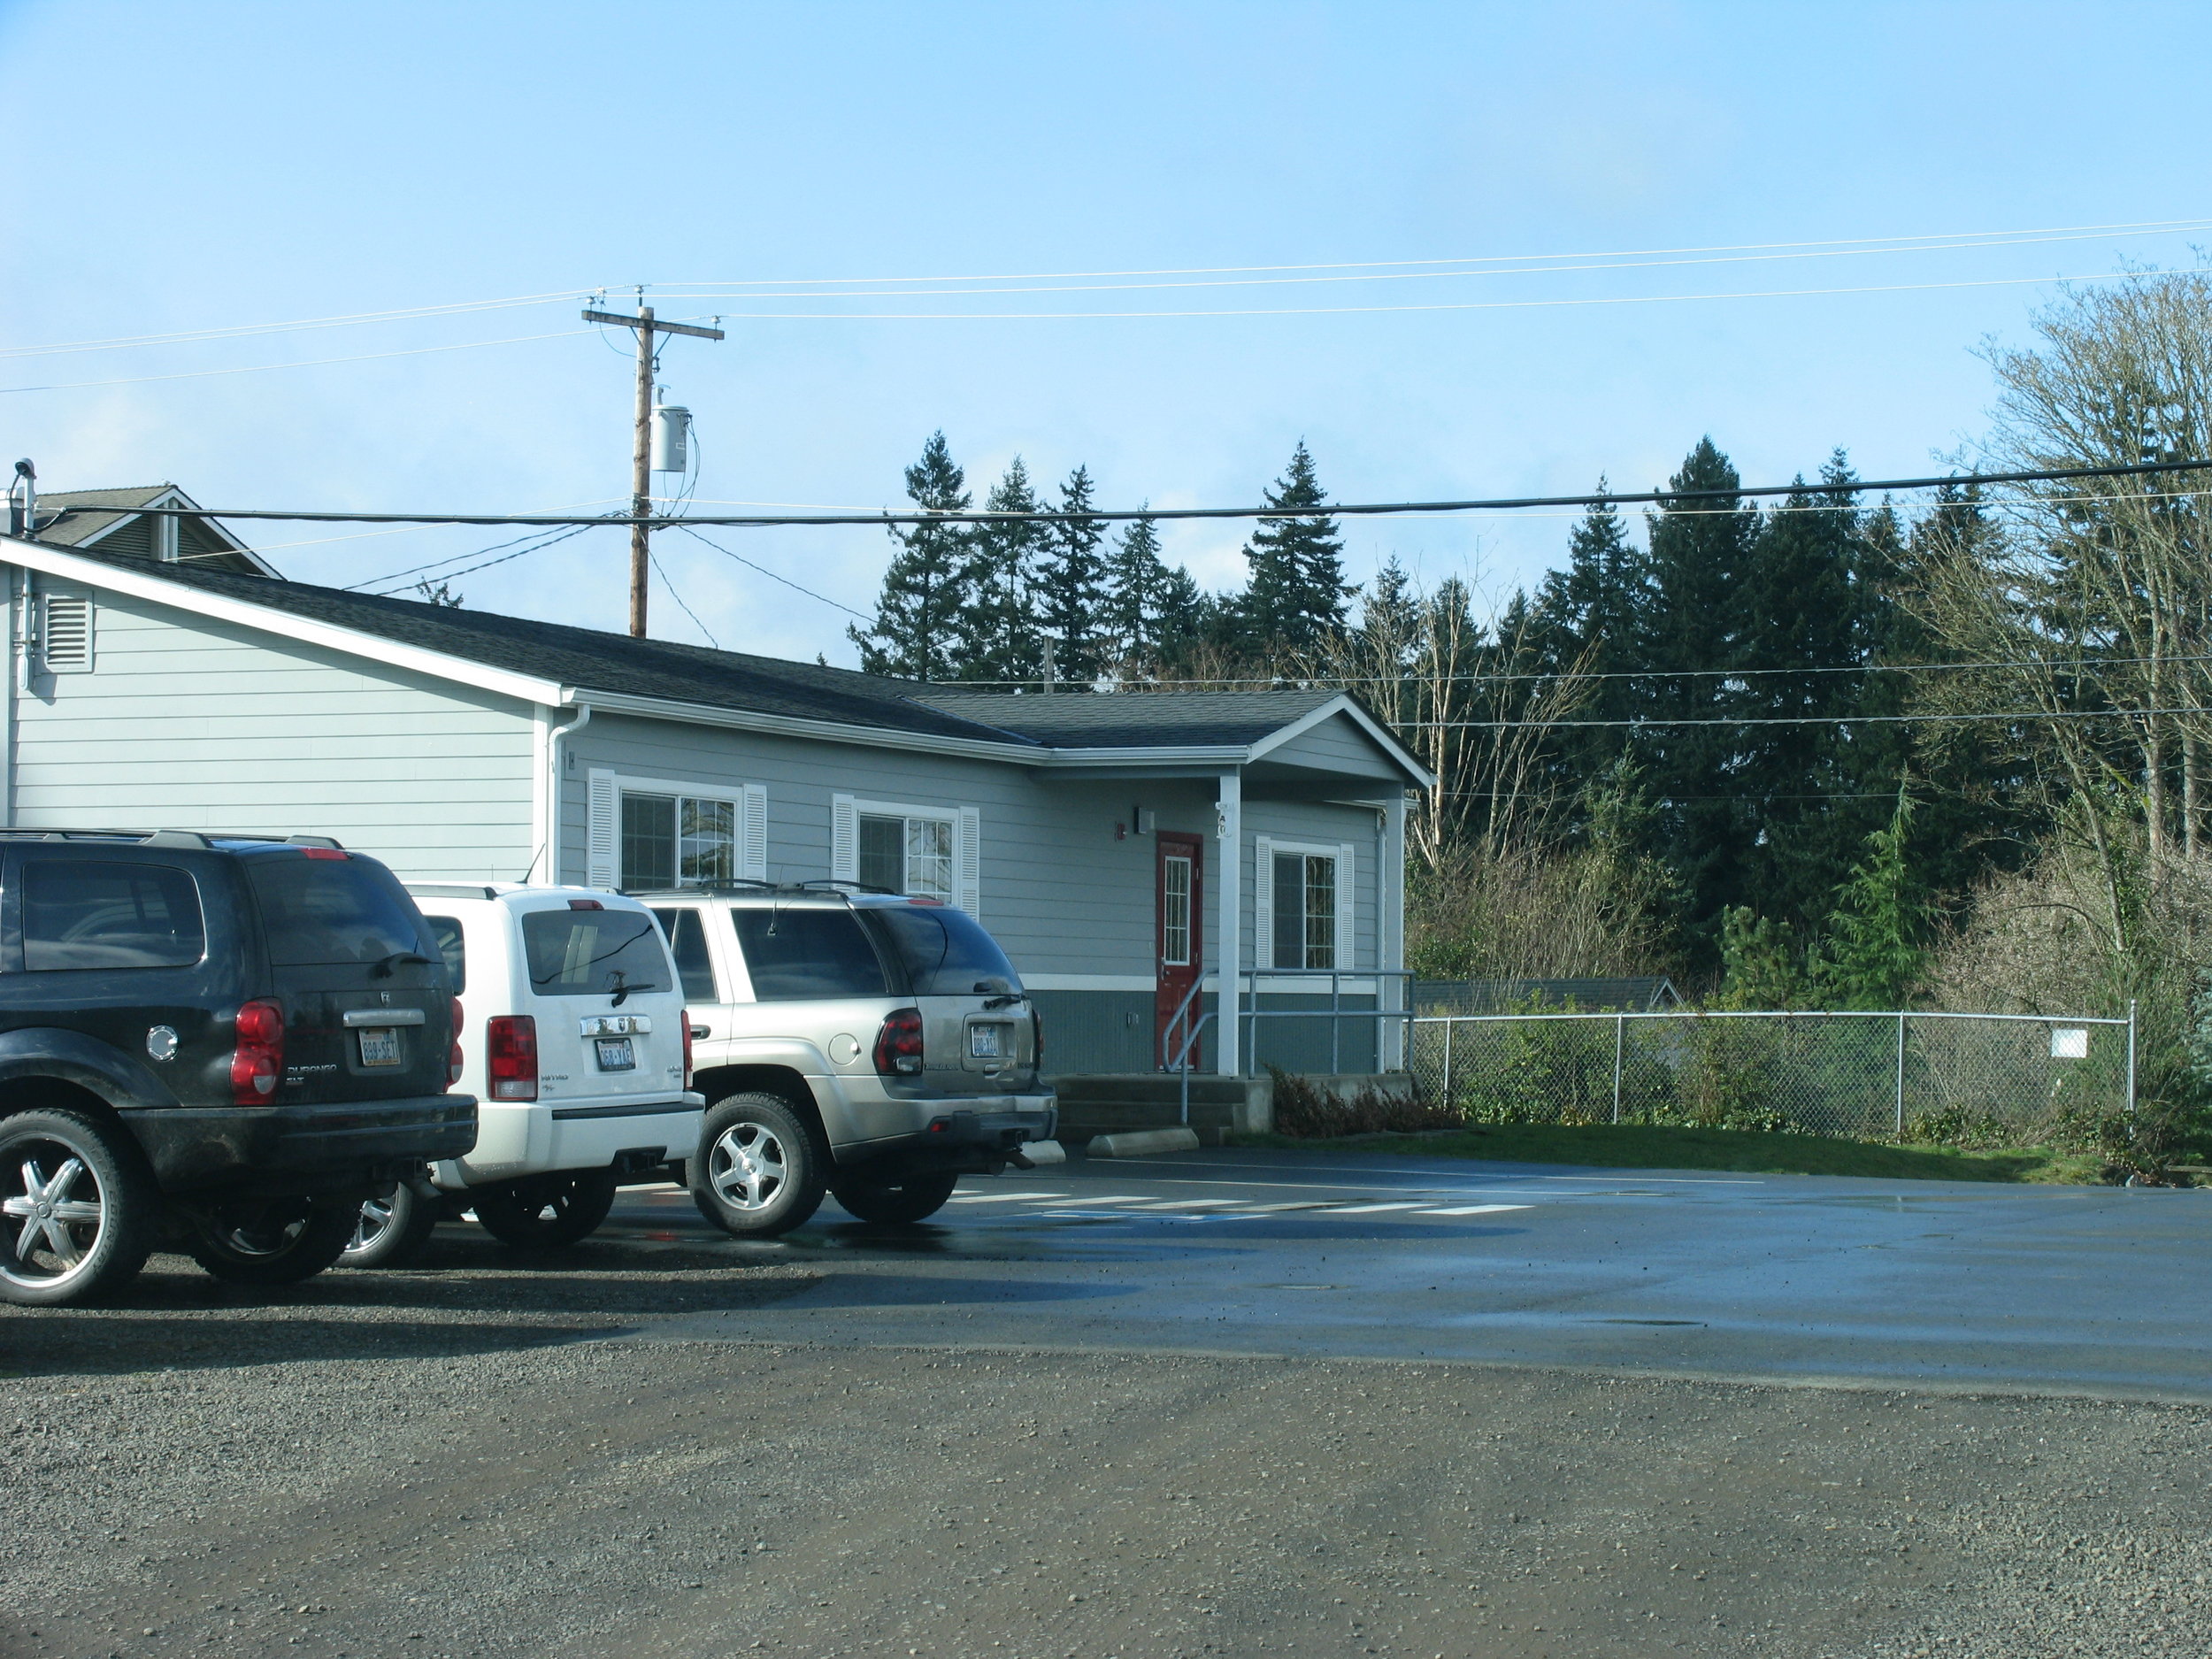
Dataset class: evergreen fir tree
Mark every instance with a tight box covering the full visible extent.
[953,457,1047,683]
[849,431,972,680]
[1104,509,1171,668]
[1527,481,1649,803]
[1237,440,1351,662]
[1034,464,1110,686]
[1813,787,1931,1009]
[1638,437,1763,961]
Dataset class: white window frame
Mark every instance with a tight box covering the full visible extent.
[1253,835,1356,974]
[831,794,981,918]
[586,770,766,891]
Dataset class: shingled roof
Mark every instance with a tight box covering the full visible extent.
[54,545,1409,766]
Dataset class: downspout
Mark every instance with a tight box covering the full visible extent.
[1217,766,1242,1077]
[536,703,591,884]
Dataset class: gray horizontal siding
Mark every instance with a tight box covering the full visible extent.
[1263,712,1402,779]
[14,580,538,879]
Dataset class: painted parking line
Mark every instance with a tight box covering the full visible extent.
[947,1191,1071,1204]
[1313,1201,1427,1214]
[1133,1198,1250,1210]
[1418,1203,1533,1216]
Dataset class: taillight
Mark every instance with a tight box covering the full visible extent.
[872,1007,925,1076]
[486,1014,538,1102]
[680,1007,695,1089]
[230,999,284,1105]
[448,997,465,1088]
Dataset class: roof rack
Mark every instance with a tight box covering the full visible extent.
[794,878,901,896]
[0,829,347,850]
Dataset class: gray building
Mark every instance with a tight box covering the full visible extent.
[0,509,1427,1079]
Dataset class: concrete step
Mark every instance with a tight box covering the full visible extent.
[1049,1072,1257,1106]
[1048,1071,1275,1148]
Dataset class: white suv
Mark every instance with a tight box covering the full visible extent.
[634,885,1056,1233]
[343,883,703,1265]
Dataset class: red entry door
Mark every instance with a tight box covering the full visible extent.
[1155,833,1204,1069]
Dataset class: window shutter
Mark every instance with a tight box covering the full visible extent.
[586,770,618,889]
[830,794,857,884]
[1253,835,1273,972]
[1336,841,1357,972]
[741,784,769,882]
[40,595,92,672]
[956,806,981,918]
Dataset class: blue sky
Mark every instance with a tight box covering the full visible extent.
[4,0,2208,665]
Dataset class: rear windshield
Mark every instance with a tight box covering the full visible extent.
[520,907,669,998]
[23,859,206,972]
[731,908,887,1001]
[244,855,429,967]
[422,915,466,993]
[863,903,1022,996]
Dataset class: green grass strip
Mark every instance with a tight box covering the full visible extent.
[1229,1121,2111,1183]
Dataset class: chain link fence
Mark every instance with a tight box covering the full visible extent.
[1409,1009,2136,1141]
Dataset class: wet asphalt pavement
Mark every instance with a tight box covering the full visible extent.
[611,1145,2212,1402]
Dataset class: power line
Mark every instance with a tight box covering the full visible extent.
[669,524,872,619]
[656,215,2212,288]
[88,457,2212,531]
[0,327,601,395]
[648,546,721,648]
[362,524,596,594]
[636,267,2193,323]
[949,650,2212,690]
[629,227,2208,303]
[0,290,585,361]
[348,522,608,592]
[1405,705,2212,731]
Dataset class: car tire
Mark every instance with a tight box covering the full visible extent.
[832,1170,960,1225]
[0,1108,158,1307]
[341,1174,442,1269]
[471,1169,618,1248]
[183,1196,358,1286]
[691,1094,826,1238]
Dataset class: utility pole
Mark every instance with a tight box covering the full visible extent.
[581,303,724,637]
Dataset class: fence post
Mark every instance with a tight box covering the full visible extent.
[1612,1014,1624,1125]
[1894,1011,1907,1137]
[1443,1018,1454,1114]
[2126,998,2138,1114]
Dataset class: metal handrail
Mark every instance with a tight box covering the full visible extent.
[1158,967,1420,1123]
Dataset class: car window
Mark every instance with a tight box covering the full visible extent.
[730,908,887,1001]
[519,907,669,998]
[244,854,428,967]
[22,860,206,972]
[863,903,1023,995]
[649,907,719,1002]
[423,915,466,993]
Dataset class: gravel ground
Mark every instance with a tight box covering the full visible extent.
[4,1240,2209,1659]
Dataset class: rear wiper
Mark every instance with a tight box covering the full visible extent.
[981,989,1027,1010]
[371,950,434,979]
[609,972,659,1008]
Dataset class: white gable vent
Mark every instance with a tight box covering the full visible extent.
[40,595,94,672]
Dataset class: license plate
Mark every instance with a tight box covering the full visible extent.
[969,1025,1004,1059]
[595,1037,636,1071]
[357,1028,402,1067]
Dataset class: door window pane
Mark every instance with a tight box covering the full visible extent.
[1161,854,1192,967]
[906,818,954,901]
[622,794,676,890]
[858,814,902,892]
[24,860,205,971]
[680,798,735,886]
[650,907,719,1002]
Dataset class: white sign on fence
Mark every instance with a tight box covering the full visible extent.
[2050,1027,2090,1060]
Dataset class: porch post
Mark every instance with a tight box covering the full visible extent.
[1382,791,1407,1069]
[1217,767,1241,1077]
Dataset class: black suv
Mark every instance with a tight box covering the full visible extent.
[0,831,476,1305]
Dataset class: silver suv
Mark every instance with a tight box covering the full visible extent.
[635,885,1055,1233]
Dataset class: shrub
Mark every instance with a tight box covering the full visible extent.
[1267,1067,1464,1137]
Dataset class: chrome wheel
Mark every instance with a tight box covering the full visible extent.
[0,1109,157,1306]
[2,1147,106,1294]
[707,1119,788,1213]
[349,1187,397,1256]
